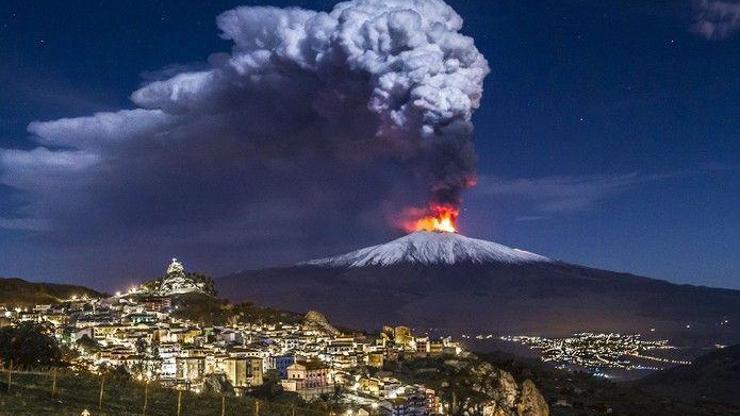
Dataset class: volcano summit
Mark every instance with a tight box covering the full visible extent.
[304,231,552,267]
[219,232,740,348]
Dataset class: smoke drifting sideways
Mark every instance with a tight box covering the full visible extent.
[0,0,489,269]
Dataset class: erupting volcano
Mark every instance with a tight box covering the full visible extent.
[404,205,459,233]
[220,229,740,348]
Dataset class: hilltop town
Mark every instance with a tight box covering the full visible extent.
[0,259,548,416]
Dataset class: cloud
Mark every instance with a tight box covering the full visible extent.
[0,147,99,189]
[690,0,740,40]
[0,0,488,270]
[27,109,177,149]
[139,62,211,82]
[475,172,683,215]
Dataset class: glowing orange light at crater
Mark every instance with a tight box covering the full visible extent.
[404,204,459,233]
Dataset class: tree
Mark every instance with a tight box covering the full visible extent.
[187,272,217,297]
[313,386,347,415]
[202,373,234,395]
[0,322,64,369]
[101,364,132,382]
[249,370,285,400]
[76,335,100,352]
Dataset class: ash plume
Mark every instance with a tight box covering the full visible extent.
[0,0,489,273]
[130,0,489,206]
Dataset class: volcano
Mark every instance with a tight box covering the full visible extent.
[218,232,740,347]
[303,231,552,267]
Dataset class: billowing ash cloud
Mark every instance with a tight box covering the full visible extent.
[690,0,740,40]
[0,0,488,272]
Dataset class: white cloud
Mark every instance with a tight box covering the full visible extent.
[690,0,740,40]
[0,147,99,189]
[27,109,175,149]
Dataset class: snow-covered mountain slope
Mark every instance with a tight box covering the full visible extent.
[220,232,740,346]
[303,231,552,267]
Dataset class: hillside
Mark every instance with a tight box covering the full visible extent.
[1,274,739,413]
[0,368,322,416]
[480,350,740,415]
[638,344,740,408]
[169,292,302,326]
[219,260,740,347]
[0,277,104,306]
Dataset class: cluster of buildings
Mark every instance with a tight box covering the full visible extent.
[500,332,690,372]
[1,259,464,415]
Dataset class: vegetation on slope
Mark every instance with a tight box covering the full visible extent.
[0,322,64,369]
[0,277,104,307]
[480,350,740,416]
[0,368,327,416]
[170,292,303,326]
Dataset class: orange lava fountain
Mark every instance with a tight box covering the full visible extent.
[404,204,459,233]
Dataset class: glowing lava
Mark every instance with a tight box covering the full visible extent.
[405,205,459,233]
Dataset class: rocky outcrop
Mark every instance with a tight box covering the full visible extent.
[495,369,519,409]
[517,379,549,416]
[160,258,214,295]
[140,258,217,297]
[470,363,548,416]
[303,310,341,336]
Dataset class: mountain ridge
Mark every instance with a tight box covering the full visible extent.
[219,232,740,348]
[303,231,553,267]
[0,276,105,306]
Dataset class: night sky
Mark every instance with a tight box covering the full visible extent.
[1,0,738,290]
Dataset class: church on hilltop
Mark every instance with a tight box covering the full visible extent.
[157,258,212,296]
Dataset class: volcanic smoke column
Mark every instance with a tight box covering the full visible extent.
[0,0,489,242]
[302,0,491,231]
[133,0,490,230]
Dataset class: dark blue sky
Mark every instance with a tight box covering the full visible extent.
[1,0,738,290]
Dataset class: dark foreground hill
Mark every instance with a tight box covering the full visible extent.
[1,274,738,414]
[482,349,740,415]
[0,277,104,306]
[638,344,740,408]
[219,232,740,348]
